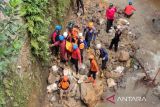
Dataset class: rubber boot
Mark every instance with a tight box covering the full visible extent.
[93,80,96,87]
[85,77,92,83]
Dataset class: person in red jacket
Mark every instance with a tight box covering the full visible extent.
[51,35,67,63]
[106,3,117,33]
[71,44,81,74]
[124,2,136,18]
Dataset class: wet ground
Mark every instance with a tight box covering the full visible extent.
[96,0,160,107]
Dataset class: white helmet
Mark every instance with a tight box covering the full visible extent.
[96,43,101,49]
[78,33,83,37]
[63,32,68,38]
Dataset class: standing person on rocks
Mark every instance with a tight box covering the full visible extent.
[50,25,62,56]
[58,75,70,102]
[78,33,85,63]
[71,44,81,75]
[106,3,117,33]
[86,54,99,86]
[96,44,108,76]
[76,0,84,15]
[124,2,136,18]
[51,35,67,63]
[109,26,122,52]
[83,22,97,48]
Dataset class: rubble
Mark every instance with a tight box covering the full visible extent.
[153,85,160,99]
[107,78,116,88]
[47,83,58,93]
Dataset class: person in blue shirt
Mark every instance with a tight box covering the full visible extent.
[96,44,108,70]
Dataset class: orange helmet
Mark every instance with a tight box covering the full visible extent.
[88,22,94,28]
[63,76,68,82]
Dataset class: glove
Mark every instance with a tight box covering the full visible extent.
[102,57,106,60]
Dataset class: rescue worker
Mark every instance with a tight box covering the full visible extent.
[51,35,67,63]
[58,75,70,101]
[71,26,79,44]
[76,0,84,15]
[78,33,85,62]
[96,44,108,70]
[86,54,99,86]
[106,3,117,33]
[109,26,122,52]
[124,2,136,18]
[83,22,97,48]
[71,44,81,74]
[51,25,62,56]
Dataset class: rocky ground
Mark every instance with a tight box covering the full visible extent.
[42,0,160,107]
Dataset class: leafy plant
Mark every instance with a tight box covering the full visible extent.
[21,0,51,61]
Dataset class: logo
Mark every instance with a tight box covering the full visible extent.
[106,94,147,104]
[106,94,115,104]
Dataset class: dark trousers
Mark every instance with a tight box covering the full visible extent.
[85,39,91,48]
[102,60,107,70]
[106,19,114,33]
[125,13,133,18]
[80,49,83,63]
[88,70,96,80]
[109,39,119,52]
[51,46,59,56]
[76,0,84,14]
[71,58,79,74]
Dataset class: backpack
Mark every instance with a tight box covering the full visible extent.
[60,80,70,90]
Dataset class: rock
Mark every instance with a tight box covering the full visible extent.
[117,18,129,25]
[114,66,125,74]
[52,65,58,72]
[107,78,116,88]
[119,51,130,62]
[99,18,105,25]
[105,71,123,79]
[48,72,56,84]
[47,83,58,93]
[81,80,104,107]
[78,75,87,83]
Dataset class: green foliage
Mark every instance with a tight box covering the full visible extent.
[0,1,25,77]
[21,0,51,61]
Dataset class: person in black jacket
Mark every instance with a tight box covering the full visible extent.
[109,26,122,52]
[76,0,84,15]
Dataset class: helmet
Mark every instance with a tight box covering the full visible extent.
[96,44,101,49]
[59,35,64,41]
[55,25,62,30]
[78,33,83,37]
[88,22,93,28]
[73,44,78,50]
[109,3,113,7]
[63,32,68,38]
[63,76,68,82]
[129,2,132,5]
[89,54,94,59]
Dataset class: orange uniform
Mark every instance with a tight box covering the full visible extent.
[124,5,136,15]
[90,59,99,72]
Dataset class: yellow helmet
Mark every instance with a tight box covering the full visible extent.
[88,22,93,28]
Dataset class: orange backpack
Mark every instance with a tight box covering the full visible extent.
[60,80,70,90]
[66,41,73,52]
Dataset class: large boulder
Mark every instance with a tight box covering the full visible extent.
[118,51,130,62]
[80,80,104,107]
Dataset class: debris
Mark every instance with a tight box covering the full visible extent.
[52,65,58,72]
[48,71,56,84]
[107,78,116,88]
[153,85,160,99]
[47,83,58,93]
[114,66,125,74]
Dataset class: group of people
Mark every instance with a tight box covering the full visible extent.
[49,1,136,101]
